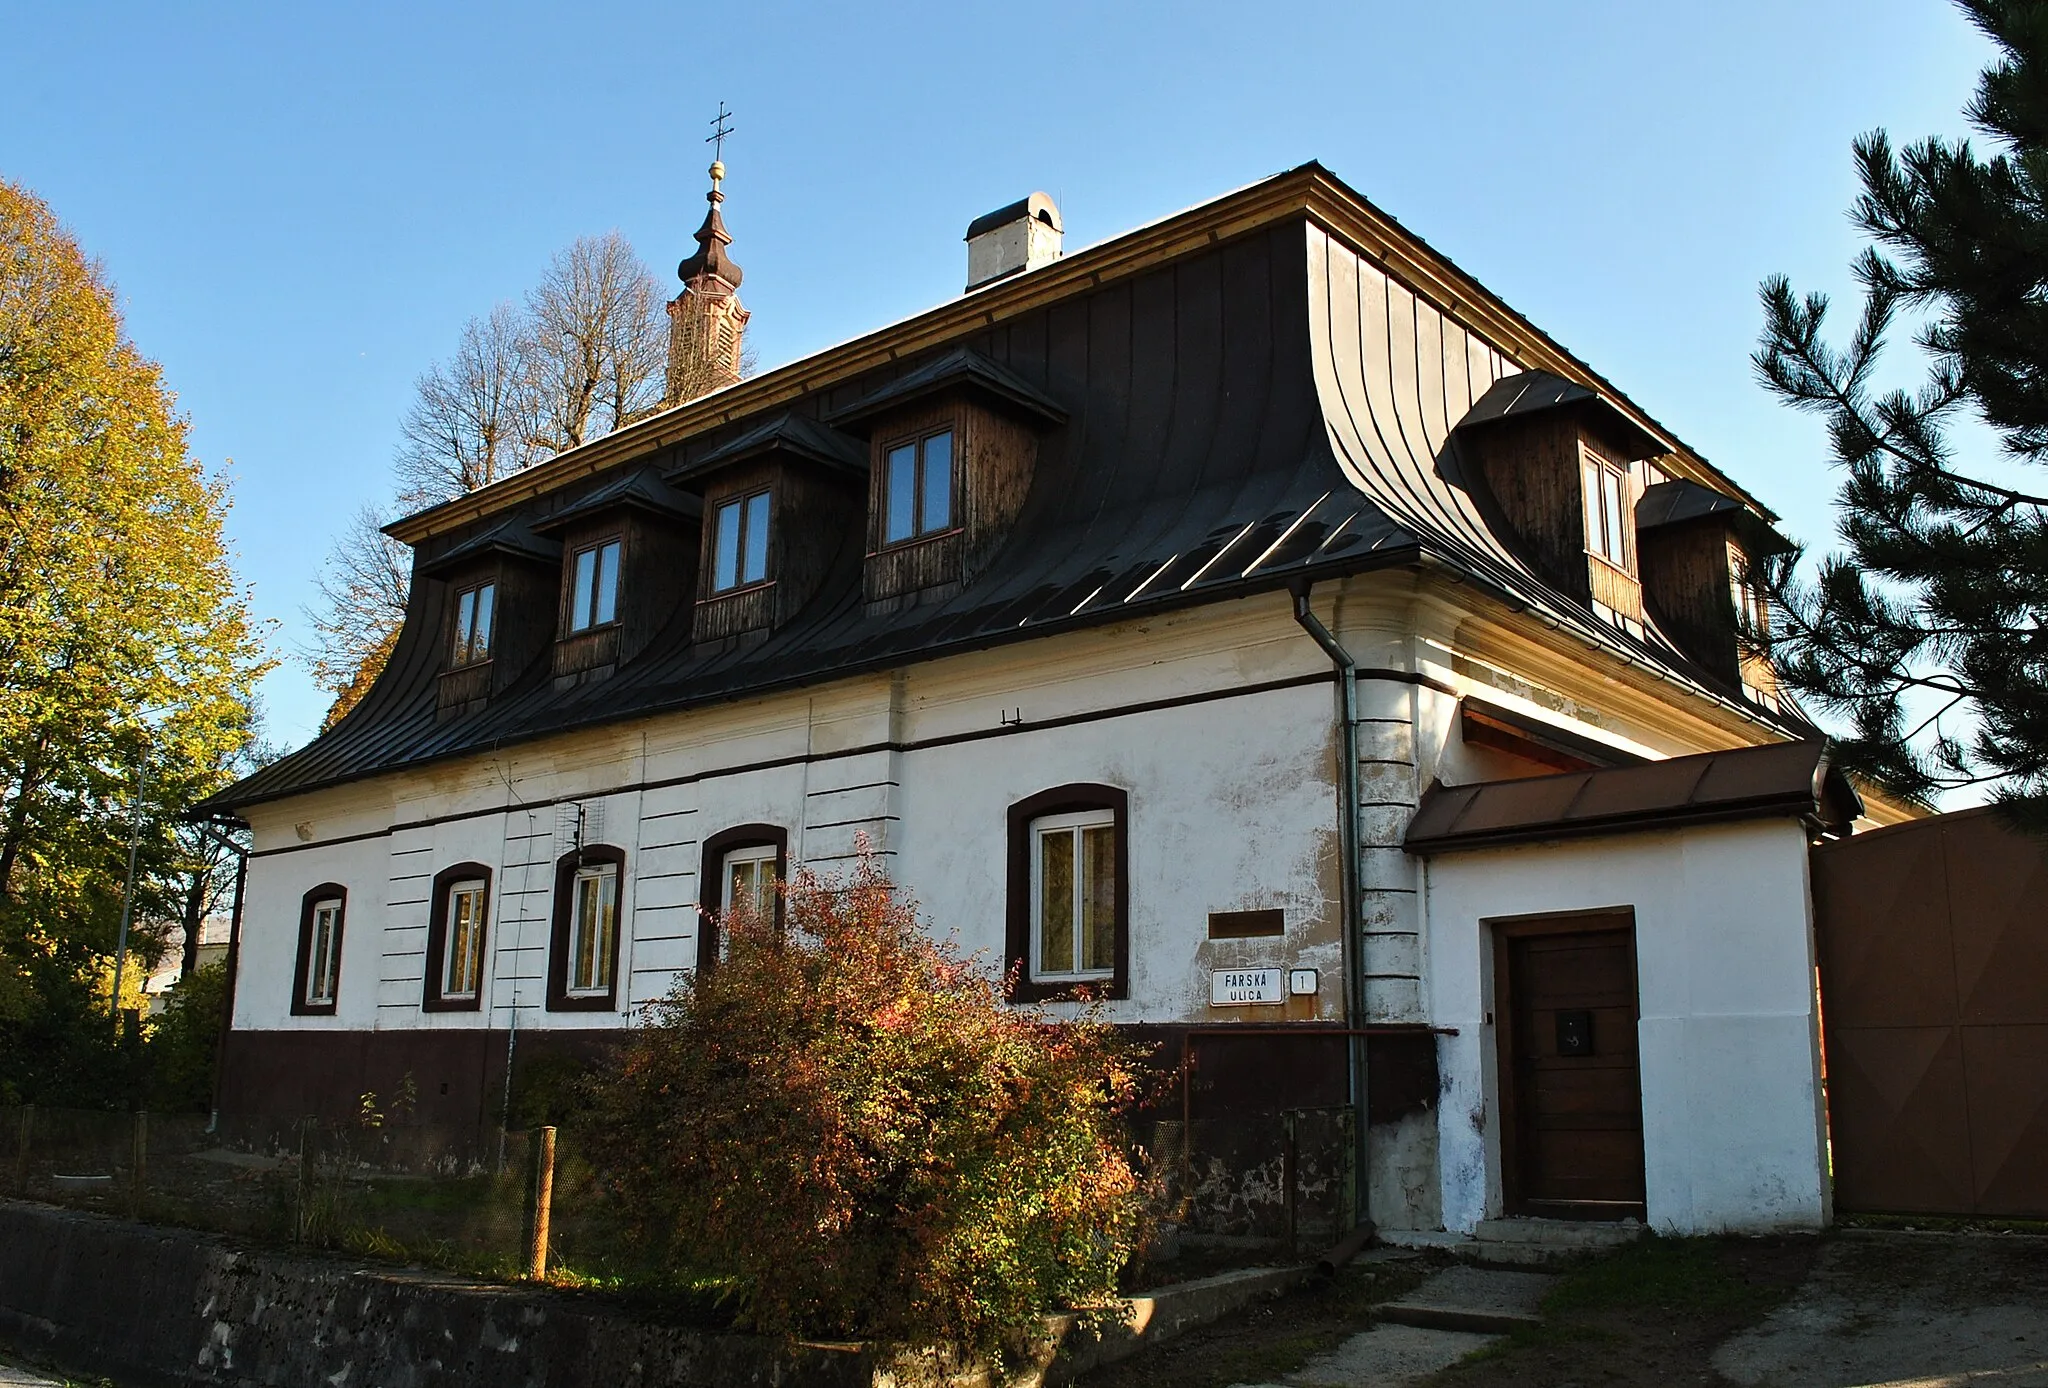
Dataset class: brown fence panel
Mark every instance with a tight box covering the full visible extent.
[1814,806,2048,1217]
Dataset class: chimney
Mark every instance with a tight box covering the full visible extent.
[665,158,750,408]
[964,192,1063,292]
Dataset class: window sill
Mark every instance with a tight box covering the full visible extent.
[1008,976,1124,1005]
[547,990,619,1012]
[871,526,964,557]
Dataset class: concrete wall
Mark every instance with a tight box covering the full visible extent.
[1421,819,1829,1235]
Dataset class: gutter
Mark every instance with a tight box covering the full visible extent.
[1289,582,1373,1239]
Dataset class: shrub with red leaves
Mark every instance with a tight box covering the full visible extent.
[580,847,1148,1360]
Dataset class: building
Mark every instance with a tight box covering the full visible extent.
[207,161,1903,1238]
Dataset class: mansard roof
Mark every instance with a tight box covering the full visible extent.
[212,164,1802,813]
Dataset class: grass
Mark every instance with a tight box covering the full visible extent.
[1545,1232,1789,1318]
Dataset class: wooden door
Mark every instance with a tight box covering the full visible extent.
[1495,917,1646,1220]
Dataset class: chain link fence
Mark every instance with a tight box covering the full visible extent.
[1,1106,654,1282]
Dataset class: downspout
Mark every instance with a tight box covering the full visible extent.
[1290,582,1372,1237]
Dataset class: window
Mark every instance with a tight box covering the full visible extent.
[451,582,496,666]
[424,864,491,1011]
[567,862,618,996]
[568,539,622,632]
[711,490,772,593]
[546,845,626,1010]
[1582,452,1632,569]
[722,843,778,920]
[291,884,348,1017]
[307,900,343,1004]
[1030,810,1118,980]
[881,428,953,544]
[696,824,787,973]
[1005,785,1128,1001]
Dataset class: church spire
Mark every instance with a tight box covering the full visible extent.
[676,158,743,289]
[665,106,750,407]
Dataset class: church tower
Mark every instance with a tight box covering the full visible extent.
[665,157,749,407]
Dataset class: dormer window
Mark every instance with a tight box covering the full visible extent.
[881,429,954,544]
[1582,451,1633,571]
[568,538,621,632]
[451,582,495,667]
[711,490,772,593]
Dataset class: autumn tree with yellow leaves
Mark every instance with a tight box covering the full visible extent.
[0,176,269,1103]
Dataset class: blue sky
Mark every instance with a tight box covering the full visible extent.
[2,2,1994,748]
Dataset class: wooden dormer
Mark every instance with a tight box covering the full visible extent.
[1635,479,1793,704]
[417,520,561,720]
[1454,371,1667,633]
[827,349,1066,610]
[529,469,699,687]
[666,412,866,643]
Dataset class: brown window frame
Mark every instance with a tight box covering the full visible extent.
[707,487,775,596]
[875,424,959,550]
[1005,784,1130,1003]
[562,533,626,636]
[290,883,348,1017]
[422,862,492,1013]
[696,824,788,973]
[449,580,497,669]
[545,844,627,1012]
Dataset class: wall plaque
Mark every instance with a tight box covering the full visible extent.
[1211,967,1284,1006]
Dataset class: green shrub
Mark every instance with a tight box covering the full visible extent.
[147,961,225,1112]
[579,850,1149,1361]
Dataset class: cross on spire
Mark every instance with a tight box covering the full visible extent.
[707,101,734,164]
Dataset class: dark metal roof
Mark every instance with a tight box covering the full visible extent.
[211,214,1809,815]
[1636,478,1795,556]
[671,411,866,482]
[415,518,560,578]
[528,468,695,535]
[1404,740,1861,853]
[965,193,1062,239]
[825,347,1067,433]
[1458,369,1666,462]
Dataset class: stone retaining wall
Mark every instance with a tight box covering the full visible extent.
[0,1201,865,1387]
[0,1200,1309,1388]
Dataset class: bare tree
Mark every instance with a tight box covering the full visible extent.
[303,505,411,729]
[300,231,670,734]
[393,302,537,510]
[523,231,667,454]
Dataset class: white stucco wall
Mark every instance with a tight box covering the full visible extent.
[1422,819,1829,1235]
[233,596,1353,1035]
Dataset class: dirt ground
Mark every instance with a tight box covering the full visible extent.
[1714,1233,2048,1387]
[1084,1230,2048,1388]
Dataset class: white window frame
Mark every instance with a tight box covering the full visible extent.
[1028,808,1118,982]
[566,862,618,997]
[306,898,343,1007]
[721,843,778,921]
[440,879,488,1000]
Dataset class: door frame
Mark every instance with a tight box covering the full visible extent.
[1489,907,1645,1220]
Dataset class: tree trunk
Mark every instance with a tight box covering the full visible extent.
[179,866,207,979]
